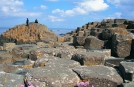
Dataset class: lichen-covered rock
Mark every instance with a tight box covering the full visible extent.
[72,52,105,66]
[55,48,86,59]
[119,60,134,81]
[34,56,80,68]
[73,66,123,87]
[25,66,79,87]
[28,48,59,61]
[0,72,24,87]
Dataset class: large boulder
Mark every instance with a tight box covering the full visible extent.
[111,33,134,57]
[73,66,123,87]
[84,36,104,50]
[25,66,79,87]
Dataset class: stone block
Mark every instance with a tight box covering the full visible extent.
[72,52,105,66]
[87,49,111,58]
[84,36,104,50]
[77,31,84,37]
[57,36,65,42]
[112,33,133,57]
[25,66,79,87]
[73,36,86,46]
[73,66,123,87]
[119,60,134,81]
[105,57,124,67]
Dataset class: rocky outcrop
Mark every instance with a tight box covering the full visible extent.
[0,22,58,45]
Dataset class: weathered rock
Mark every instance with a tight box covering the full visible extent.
[73,66,123,87]
[3,59,34,73]
[36,42,49,48]
[57,36,65,42]
[12,46,24,59]
[90,28,100,37]
[87,49,111,58]
[119,60,134,81]
[3,43,16,51]
[12,44,37,59]
[0,72,24,87]
[25,66,79,87]
[112,33,134,57]
[72,52,105,66]
[73,36,86,46]
[55,48,85,59]
[77,31,84,36]
[34,56,80,68]
[127,24,134,29]
[0,46,3,50]
[114,19,127,24]
[64,36,73,42]
[28,48,58,61]
[100,28,114,40]
[105,57,124,67]
[84,36,104,50]
[0,52,14,64]
[121,82,134,87]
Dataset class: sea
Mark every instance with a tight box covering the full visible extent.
[0,27,75,36]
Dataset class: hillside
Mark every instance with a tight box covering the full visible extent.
[0,22,58,45]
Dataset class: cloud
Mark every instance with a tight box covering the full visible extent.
[40,5,47,10]
[48,15,65,22]
[0,0,42,17]
[52,0,109,16]
[45,0,58,2]
[105,12,122,19]
[107,0,120,5]
[107,0,134,18]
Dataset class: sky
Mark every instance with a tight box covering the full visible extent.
[0,0,134,29]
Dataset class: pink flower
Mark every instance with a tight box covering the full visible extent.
[92,85,94,87]
[28,81,32,85]
[83,82,89,86]
[20,85,25,87]
[36,85,39,87]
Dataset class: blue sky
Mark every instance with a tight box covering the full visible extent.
[0,0,134,29]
